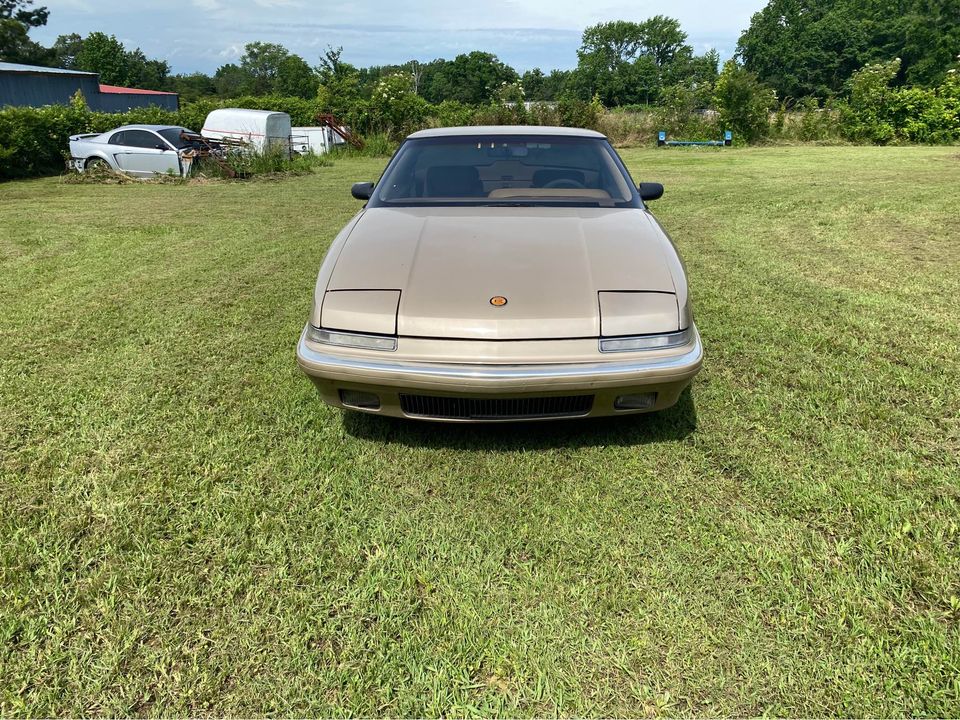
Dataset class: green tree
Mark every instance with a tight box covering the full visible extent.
[239,41,289,95]
[522,68,575,102]
[74,32,129,85]
[168,72,216,102]
[896,0,960,87]
[521,68,546,100]
[664,47,720,107]
[837,55,960,143]
[0,0,46,26]
[422,52,518,104]
[714,59,776,141]
[737,0,960,99]
[0,0,51,64]
[839,58,901,142]
[656,83,699,134]
[542,69,573,100]
[276,54,318,99]
[51,32,82,68]
[213,63,248,97]
[316,46,365,122]
[49,32,167,88]
[370,71,429,138]
[125,48,169,89]
[637,15,688,67]
[575,17,696,105]
[737,0,867,100]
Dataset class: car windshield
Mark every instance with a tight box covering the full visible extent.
[368,134,640,208]
[157,127,198,149]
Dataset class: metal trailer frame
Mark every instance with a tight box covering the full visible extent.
[657,130,732,147]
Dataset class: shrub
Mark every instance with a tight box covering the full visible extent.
[0,93,333,181]
[0,92,105,179]
[654,84,697,135]
[796,98,842,141]
[555,94,605,130]
[653,85,719,140]
[839,56,960,144]
[369,73,430,140]
[714,60,776,143]
[330,132,395,158]
[596,109,656,146]
[469,102,528,126]
[839,59,901,143]
[211,144,332,177]
[430,100,474,128]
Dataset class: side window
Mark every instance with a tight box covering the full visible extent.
[123,130,166,149]
[109,131,126,145]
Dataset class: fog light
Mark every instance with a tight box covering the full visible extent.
[339,389,380,409]
[614,392,657,410]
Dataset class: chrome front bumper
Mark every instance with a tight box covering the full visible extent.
[296,326,703,420]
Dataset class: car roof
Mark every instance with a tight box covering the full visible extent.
[406,125,607,140]
[110,125,185,132]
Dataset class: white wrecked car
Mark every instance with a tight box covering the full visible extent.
[68,125,208,178]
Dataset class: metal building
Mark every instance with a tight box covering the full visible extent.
[0,61,179,111]
[95,83,179,112]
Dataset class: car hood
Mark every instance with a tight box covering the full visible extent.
[326,206,679,340]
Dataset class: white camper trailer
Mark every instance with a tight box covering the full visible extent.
[201,109,293,154]
[290,125,348,155]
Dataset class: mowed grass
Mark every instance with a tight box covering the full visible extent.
[1,146,959,716]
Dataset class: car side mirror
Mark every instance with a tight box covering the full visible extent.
[638,182,664,201]
[351,181,374,200]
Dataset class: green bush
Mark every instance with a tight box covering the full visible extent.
[768,97,844,143]
[654,85,719,139]
[839,59,901,143]
[555,95,605,130]
[839,57,960,144]
[206,144,332,178]
[329,132,396,159]
[714,60,776,143]
[18,59,957,183]
[0,92,185,179]
[0,91,608,181]
[469,102,529,126]
[797,98,842,141]
[368,73,430,140]
[430,100,474,128]
[0,93,333,180]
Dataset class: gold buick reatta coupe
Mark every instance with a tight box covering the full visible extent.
[296,126,702,421]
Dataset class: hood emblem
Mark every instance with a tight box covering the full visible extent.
[490,296,508,307]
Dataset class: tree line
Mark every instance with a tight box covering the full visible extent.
[0,11,723,108]
[1,0,958,148]
[4,0,955,108]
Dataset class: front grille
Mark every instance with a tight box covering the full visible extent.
[399,393,594,420]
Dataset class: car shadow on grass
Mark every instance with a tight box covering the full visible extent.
[342,388,697,450]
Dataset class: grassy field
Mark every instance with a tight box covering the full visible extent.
[1,146,959,716]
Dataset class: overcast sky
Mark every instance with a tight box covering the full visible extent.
[32,0,767,75]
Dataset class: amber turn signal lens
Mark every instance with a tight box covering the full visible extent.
[490,296,508,306]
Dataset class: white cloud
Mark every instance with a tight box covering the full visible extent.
[217,44,244,60]
[252,0,305,7]
[191,0,225,10]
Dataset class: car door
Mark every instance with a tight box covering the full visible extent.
[112,130,181,177]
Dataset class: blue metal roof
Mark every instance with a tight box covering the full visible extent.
[0,61,97,76]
